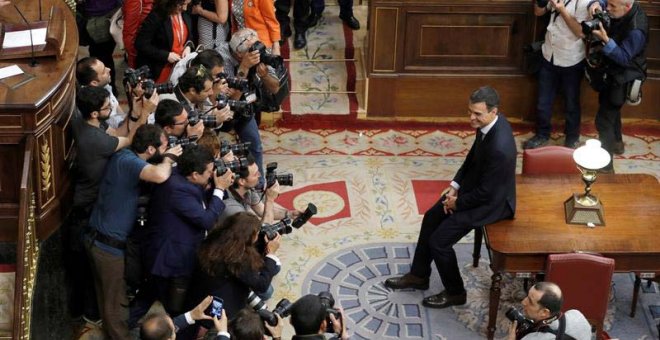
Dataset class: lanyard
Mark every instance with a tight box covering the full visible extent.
[171,14,185,45]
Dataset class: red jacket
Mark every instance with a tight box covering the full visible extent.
[123,0,155,68]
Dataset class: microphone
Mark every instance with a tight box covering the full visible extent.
[13,4,38,67]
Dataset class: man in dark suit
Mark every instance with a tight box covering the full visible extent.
[140,145,234,315]
[385,86,517,308]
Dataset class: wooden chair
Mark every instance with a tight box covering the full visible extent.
[545,253,615,340]
[522,145,581,175]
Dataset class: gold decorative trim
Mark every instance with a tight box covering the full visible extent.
[65,0,75,12]
[40,142,51,193]
[20,193,39,340]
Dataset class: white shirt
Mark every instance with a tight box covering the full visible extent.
[104,84,125,129]
[541,0,589,67]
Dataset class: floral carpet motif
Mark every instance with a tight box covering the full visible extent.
[219,125,660,339]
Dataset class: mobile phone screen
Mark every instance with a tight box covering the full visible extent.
[205,297,224,318]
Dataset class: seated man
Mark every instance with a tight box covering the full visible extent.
[507,282,592,340]
[141,296,229,340]
[290,294,349,340]
[384,86,517,309]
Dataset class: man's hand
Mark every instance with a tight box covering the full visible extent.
[214,106,234,123]
[189,296,214,321]
[271,41,281,56]
[265,232,282,254]
[134,91,159,118]
[441,186,458,214]
[212,309,228,334]
[214,169,234,191]
[191,4,203,15]
[591,22,610,43]
[186,120,204,139]
[221,150,237,162]
[264,313,283,338]
[588,2,603,16]
[164,145,183,160]
[168,52,182,64]
[330,308,349,340]
[550,0,565,13]
[265,181,281,201]
[506,320,518,340]
[0,1,11,7]
[288,209,303,219]
[240,50,261,69]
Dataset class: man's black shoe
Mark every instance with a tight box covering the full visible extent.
[282,24,292,39]
[384,274,429,290]
[564,138,580,149]
[612,140,625,155]
[422,291,467,309]
[523,135,549,150]
[339,14,360,30]
[293,32,307,49]
[308,12,322,28]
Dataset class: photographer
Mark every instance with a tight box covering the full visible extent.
[160,65,233,131]
[139,145,234,316]
[290,294,349,340]
[523,0,590,150]
[141,296,230,340]
[506,282,591,340]
[587,0,648,170]
[85,124,182,339]
[229,308,283,340]
[186,212,281,329]
[217,154,299,226]
[155,99,205,141]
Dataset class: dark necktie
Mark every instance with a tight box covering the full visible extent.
[474,130,483,153]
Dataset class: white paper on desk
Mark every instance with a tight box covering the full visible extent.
[2,28,47,49]
[0,65,24,79]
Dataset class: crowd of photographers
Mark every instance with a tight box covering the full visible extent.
[67,20,348,339]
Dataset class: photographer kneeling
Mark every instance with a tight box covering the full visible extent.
[290,294,349,340]
[506,282,591,340]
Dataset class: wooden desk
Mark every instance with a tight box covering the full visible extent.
[484,174,660,339]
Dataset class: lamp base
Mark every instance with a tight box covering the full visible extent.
[564,193,605,226]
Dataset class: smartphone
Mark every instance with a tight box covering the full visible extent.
[205,296,224,318]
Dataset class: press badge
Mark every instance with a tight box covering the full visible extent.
[245,92,257,104]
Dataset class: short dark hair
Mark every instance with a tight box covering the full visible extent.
[232,153,257,188]
[534,282,563,316]
[132,124,164,153]
[178,65,212,94]
[228,308,265,340]
[191,49,225,71]
[76,56,99,86]
[140,313,173,340]
[178,144,214,177]
[290,294,326,335]
[469,86,500,112]
[154,0,188,16]
[155,99,185,127]
[77,86,109,120]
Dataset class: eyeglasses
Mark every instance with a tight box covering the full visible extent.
[173,118,189,126]
[235,33,256,52]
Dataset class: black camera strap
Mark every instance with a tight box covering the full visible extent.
[551,0,578,22]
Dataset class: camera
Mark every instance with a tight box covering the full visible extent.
[215,94,251,119]
[255,291,339,333]
[141,79,174,99]
[247,290,268,311]
[505,307,535,333]
[581,10,611,35]
[318,291,341,333]
[249,41,284,69]
[168,135,198,148]
[124,65,151,88]
[292,203,318,229]
[258,298,294,327]
[256,203,318,252]
[188,108,219,128]
[265,162,293,188]
[214,156,249,176]
[136,194,150,227]
[215,73,250,92]
[220,140,251,157]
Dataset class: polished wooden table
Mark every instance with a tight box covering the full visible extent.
[484,174,660,339]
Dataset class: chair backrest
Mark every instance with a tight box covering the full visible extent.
[522,146,581,174]
[545,253,615,339]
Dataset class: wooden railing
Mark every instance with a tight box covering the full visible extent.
[12,136,39,340]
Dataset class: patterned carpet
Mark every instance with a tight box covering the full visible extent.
[219,125,660,339]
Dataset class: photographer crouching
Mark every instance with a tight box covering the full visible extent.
[506,282,591,340]
[290,294,350,340]
[584,0,648,170]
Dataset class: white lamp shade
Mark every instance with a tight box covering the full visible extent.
[573,139,611,170]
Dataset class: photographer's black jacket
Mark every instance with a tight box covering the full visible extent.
[603,2,648,85]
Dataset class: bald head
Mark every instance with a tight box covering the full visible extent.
[533,282,563,315]
[140,313,175,340]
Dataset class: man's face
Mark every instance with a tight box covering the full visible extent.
[467,101,497,129]
[189,80,214,104]
[177,0,191,12]
[167,316,176,340]
[521,287,550,322]
[191,162,214,187]
[235,36,258,60]
[607,0,630,18]
[97,98,112,121]
[211,66,229,95]
[240,163,260,189]
[91,60,111,87]
[147,133,169,164]
[166,108,189,138]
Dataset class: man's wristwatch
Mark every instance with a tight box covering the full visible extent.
[129,115,140,122]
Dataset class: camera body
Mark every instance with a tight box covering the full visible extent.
[142,79,174,99]
[188,107,219,128]
[215,94,251,119]
[220,140,251,157]
[124,66,151,88]
[249,41,284,69]
[265,162,293,188]
[256,203,317,252]
[167,135,198,148]
[255,291,340,334]
[214,156,249,176]
[216,73,250,92]
[505,307,535,333]
[581,10,611,35]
